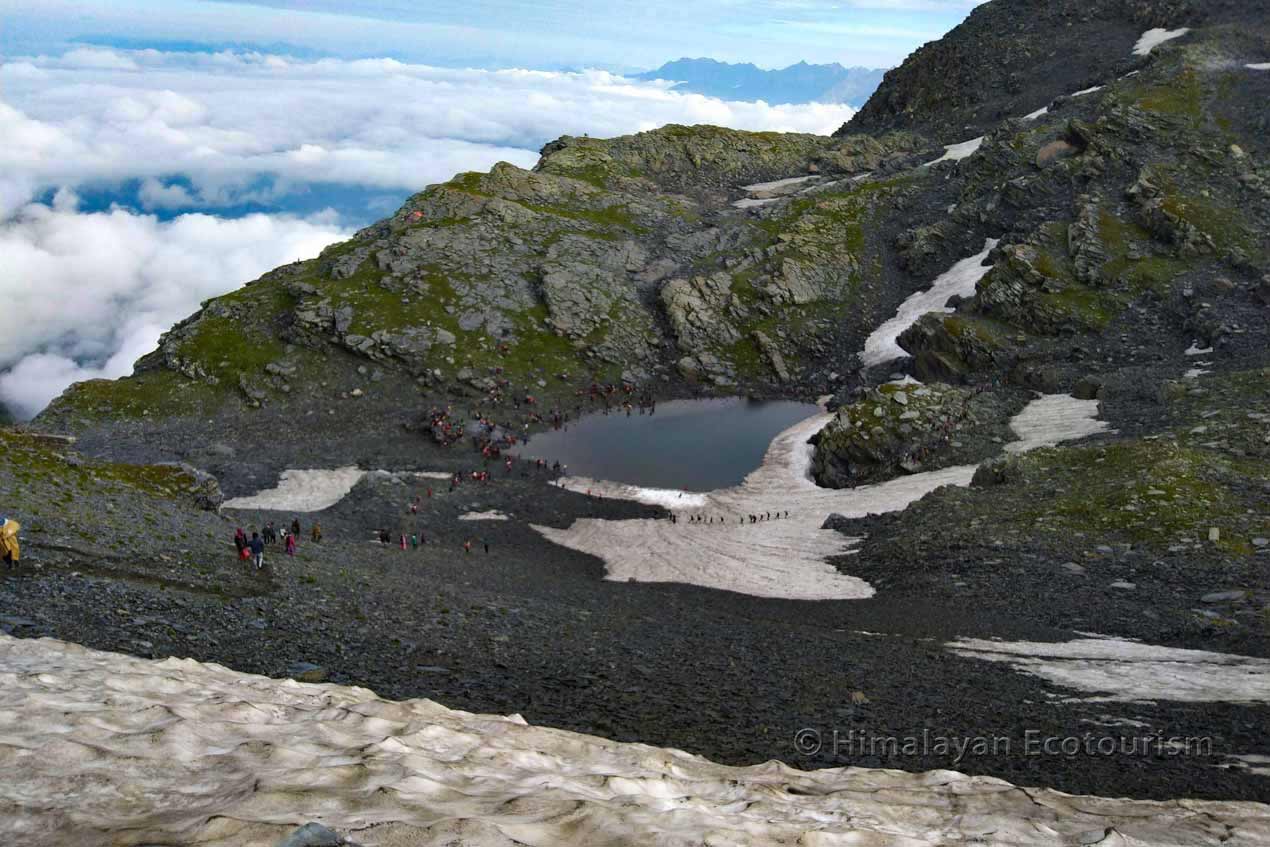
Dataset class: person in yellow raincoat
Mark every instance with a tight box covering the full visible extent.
[1,518,19,569]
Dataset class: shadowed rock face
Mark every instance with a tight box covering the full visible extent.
[838,0,1257,144]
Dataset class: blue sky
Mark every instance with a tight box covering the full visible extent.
[4,0,979,70]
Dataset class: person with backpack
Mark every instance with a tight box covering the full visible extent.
[249,532,265,570]
[1,518,20,569]
[285,532,297,557]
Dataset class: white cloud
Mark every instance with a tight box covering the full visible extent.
[1,48,855,215]
[59,46,142,71]
[0,198,348,418]
[138,177,198,210]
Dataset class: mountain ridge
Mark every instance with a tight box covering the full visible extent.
[633,57,887,106]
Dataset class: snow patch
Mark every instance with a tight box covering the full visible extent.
[924,136,983,167]
[5,635,1269,847]
[1227,755,1270,776]
[741,175,817,194]
[1022,83,1103,121]
[861,238,998,367]
[222,466,365,512]
[949,636,1270,704]
[224,468,456,511]
[1248,63,1270,71]
[555,479,710,510]
[1003,394,1112,453]
[459,510,510,521]
[1133,28,1191,56]
[535,394,1104,600]
[733,175,820,207]
[1185,342,1214,356]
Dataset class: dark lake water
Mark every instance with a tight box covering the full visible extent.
[514,397,821,491]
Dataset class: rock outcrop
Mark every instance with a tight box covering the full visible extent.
[810,382,1018,487]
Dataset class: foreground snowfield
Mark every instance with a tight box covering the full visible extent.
[2,635,1267,847]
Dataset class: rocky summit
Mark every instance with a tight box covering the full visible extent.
[4,0,1270,838]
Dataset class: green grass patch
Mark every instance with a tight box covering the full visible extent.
[1018,439,1266,554]
[1137,68,1204,121]
[46,370,213,421]
[181,315,288,380]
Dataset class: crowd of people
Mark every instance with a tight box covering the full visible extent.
[225,376,693,571]
[233,518,320,569]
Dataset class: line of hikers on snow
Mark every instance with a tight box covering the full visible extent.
[235,518,320,569]
[668,511,791,525]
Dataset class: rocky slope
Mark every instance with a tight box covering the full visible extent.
[25,0,1270,609]
[34,122,935,488]
[23,0,1270,643]
[842,0,1261,143]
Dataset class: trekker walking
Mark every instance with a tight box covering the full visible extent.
[311,522,322,543]
[291,518,302,537]
[249,532,265,570]
[284,533,296,557]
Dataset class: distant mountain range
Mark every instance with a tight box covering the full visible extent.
[631,58,887,106]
